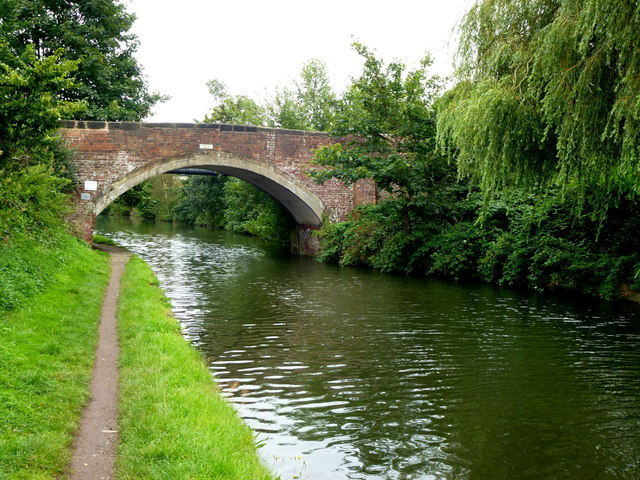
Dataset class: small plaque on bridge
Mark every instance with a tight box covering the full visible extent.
[84,180,98,191]
[199,144,214,150]
[80,193,91,200]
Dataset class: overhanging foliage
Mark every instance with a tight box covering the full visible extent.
[437,0,640,213]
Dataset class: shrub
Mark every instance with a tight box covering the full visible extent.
[0,164,70,243]
[315,188,640,301]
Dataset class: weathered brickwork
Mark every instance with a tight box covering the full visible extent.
[61,121,376,254]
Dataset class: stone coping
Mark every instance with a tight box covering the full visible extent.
[60,120,328,137]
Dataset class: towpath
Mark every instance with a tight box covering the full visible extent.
[68,245,130,480]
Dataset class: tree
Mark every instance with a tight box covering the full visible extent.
[0,0,163,121]
[437,0,640,211]
[266,59,336,131]
[0,43,84,169]
[146,175,183,222]
[204,60,337,131]
[202,79,267,125]
[222,178,294,244]
[172,175,228,227]
[311,43,450,207]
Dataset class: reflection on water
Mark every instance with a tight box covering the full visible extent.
[97,216,640,480]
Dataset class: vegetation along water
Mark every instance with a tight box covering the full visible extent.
[98,216,640,480]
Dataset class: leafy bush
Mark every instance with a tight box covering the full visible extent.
[103,182,157,220]
[428,221,496,280]
[222,178,295,244]
[0,165,70,242]
[315,220,351,264]
[317,188,640,301]
[317,201,412,271]
[172,175,227,227]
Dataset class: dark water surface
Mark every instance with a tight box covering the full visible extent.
[97,216,640,480]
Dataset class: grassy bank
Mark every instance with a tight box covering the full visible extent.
[0,239,110,480]
[0,234,89,313]
[117,256,273,480]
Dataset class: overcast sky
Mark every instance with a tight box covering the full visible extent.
[126,0,473,122]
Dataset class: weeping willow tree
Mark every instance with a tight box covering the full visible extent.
[437,0,640,213]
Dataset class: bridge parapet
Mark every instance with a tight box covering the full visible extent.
[61,120,331,136]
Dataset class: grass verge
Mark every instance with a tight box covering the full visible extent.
[0,234,95,312]
[0,240,110,479]
[117,256,274,480]
[92,234,117,246]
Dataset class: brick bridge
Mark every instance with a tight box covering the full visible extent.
[61,121,376,254]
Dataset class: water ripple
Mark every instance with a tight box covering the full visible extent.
[97,217,640,480]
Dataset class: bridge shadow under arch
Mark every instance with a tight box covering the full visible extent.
[93,151,326,226]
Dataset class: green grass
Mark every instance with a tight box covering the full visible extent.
[92,234,117,246]
[0,240,110,479]
[117,256,274,480]
[0,234,92,312]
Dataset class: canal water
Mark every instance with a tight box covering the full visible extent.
[97,216,640,480]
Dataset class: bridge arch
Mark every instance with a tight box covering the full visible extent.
[94,151,326,226]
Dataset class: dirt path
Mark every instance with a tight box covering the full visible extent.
[68,245,130,480]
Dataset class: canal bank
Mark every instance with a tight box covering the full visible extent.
[0,236,273,479]
[116,255,273,479]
